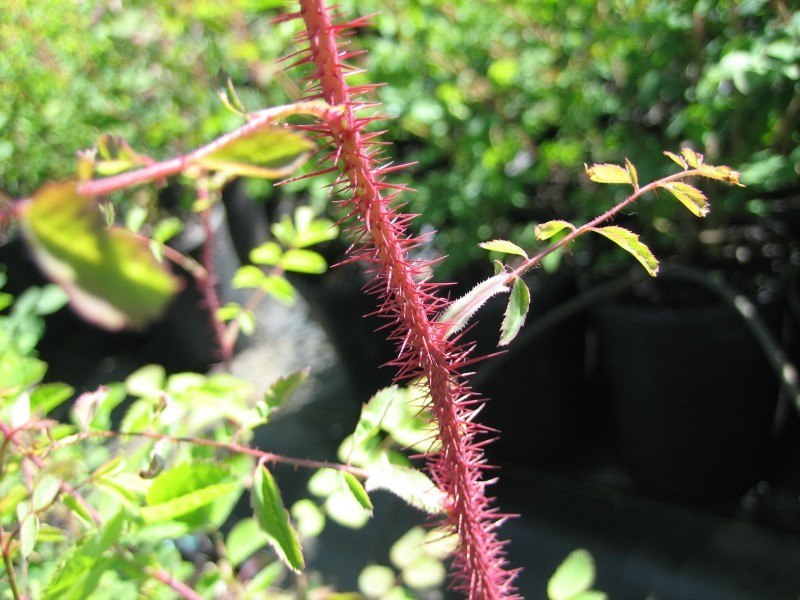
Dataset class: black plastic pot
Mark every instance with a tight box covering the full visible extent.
[594,275,781,500]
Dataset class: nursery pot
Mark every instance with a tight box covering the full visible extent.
[594,273,781,500]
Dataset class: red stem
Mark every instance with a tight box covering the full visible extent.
[293,2,518,597]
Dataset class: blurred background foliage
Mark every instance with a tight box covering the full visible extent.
[2,0,798,273]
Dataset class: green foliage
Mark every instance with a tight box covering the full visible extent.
[547,549,606,600]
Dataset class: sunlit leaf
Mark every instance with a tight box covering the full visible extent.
[250,241,283,266]
[697,164,743,186]
[584,163,633,185]
[478,239,528,259]
[30,383,73,414]
[547,549,598,600]
[365,458,446,514]
[343,472,373,513]
[20,182,180,330]
[260,275,296,306]
[660,182,710,217]
[291,499,326,539]
[325,489,372,528]
[359,565,396,598]
[18,506,39,559]
[94,134,150,176]
[624,158,639,189]
[534,220,576,241]
[439,273,510,339]
[499,276,530,347]
[590,226,658,277]
[226,518,269,568]
[197,128,313,180]
[125,364,166,397]
[232,265,268,289]
[251,465,304,573]
[680,147,702,168]
[280,249,327,274]
[403,558,447,590]
[262,368,310,414]
[663,151,688,169]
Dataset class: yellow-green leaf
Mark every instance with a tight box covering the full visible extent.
[680,147,703,168]
[698,164,743,186]
[591,226,659,277]
[663,151,687,169]
[498,276,530,347]
[280,249,327,274]
[251,465,304,573]
[624,158,639,189]
[547,549,597,600]
[584,163,633,185]
[661,182,710,217]
[478,239,527,259]
[534,220,576,241]
[197,128,313,180]
[343,472,373,513]
[20,182,180,330]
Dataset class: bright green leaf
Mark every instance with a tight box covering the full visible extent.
[389,527,426,569]
[33,474,60,511]
[663,151,688,169]
[590,226,659,277]
[291,499,326,539]
[20,182,180,330]
[343,472,373,513]
[697,164,743,186]
[197,128,313,179]
[226,517,269,568]
[280,249,328,274]
[250,241,283,265]
[680,147,702,168]
[263,368,310,413]
[325,489,372,528]
[19,509,39,559]
[624,158,639,189]
[30,383,73,414]
[547,549,597,600]
[534,220,576,241]
[584,163,633,185]
[365,458,446,514]
[478,239,528,259]
[125,364,166,397]
[403,557,447,590]
[232,265,268,289]
[251,465,304,573]
[499,276,530,347]
[439,273,510,339]
[359,565,396,598]
[152,217,183,244]
[660,182,710,217]
[261,275,296,306]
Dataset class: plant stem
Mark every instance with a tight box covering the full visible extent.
[511,168,706,281]
[1,542,22,600]
[77,102,341,198]
[144,565,203,600]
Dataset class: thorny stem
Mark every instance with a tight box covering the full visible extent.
[57,429,368,479]
[510,168,708,282]
[197,185,234,367]
[77,102,342,198]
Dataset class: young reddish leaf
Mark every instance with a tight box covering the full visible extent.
[438,273,510,339]
[20,182,180,330]
[680,147,702,168]
[478,239,528,259]
[197,128,314,180]
[663,151,688,170]
[534,220,576,241]
[584,163,633,185]
[590,226,659,277]
[660,182,710,217]
[498,276,530,347]
[343,472,373,513]
[251,465,305,573]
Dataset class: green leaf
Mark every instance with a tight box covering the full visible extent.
[365,458,446,514]
[94,135,149,176]
[663,151,688,169]
[478,239,528,259]
[245,562,283,594]
[294,218,339,248]
[343,472,373,513]
[29,383,74,414]
[389,527,426,569]
[403,558,447,590]
[547,549,597,600]
[125,364,166,397]
[697,164,743,186]
[232,265,267,289]
[197,128,313,179]
[280,249,328,274]
[359,565,396,598]
[660,182,710,217]
[151,217,184,244]
[61,493,92,523]
[325,489,372,529]
[261,275,296,306]
[249,241,283,266]
[0,486,28,518]
[226,517,269,568]
[216,72,247,115]
[33,474,60,511]
[20,182,180,330]
[534,220,576,241]
[251,465,305,573]
[262,368,310,413]
[290,499,326,538]
[624,158,639,189]
[439,273,510,339]
[143,463,239,525]
[584,163,633,185]
[499,276,530,347]
[680,147,702,168]
[18,508,39,559]
[590,226,659,277]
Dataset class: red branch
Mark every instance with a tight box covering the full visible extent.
[283,2,519,597]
